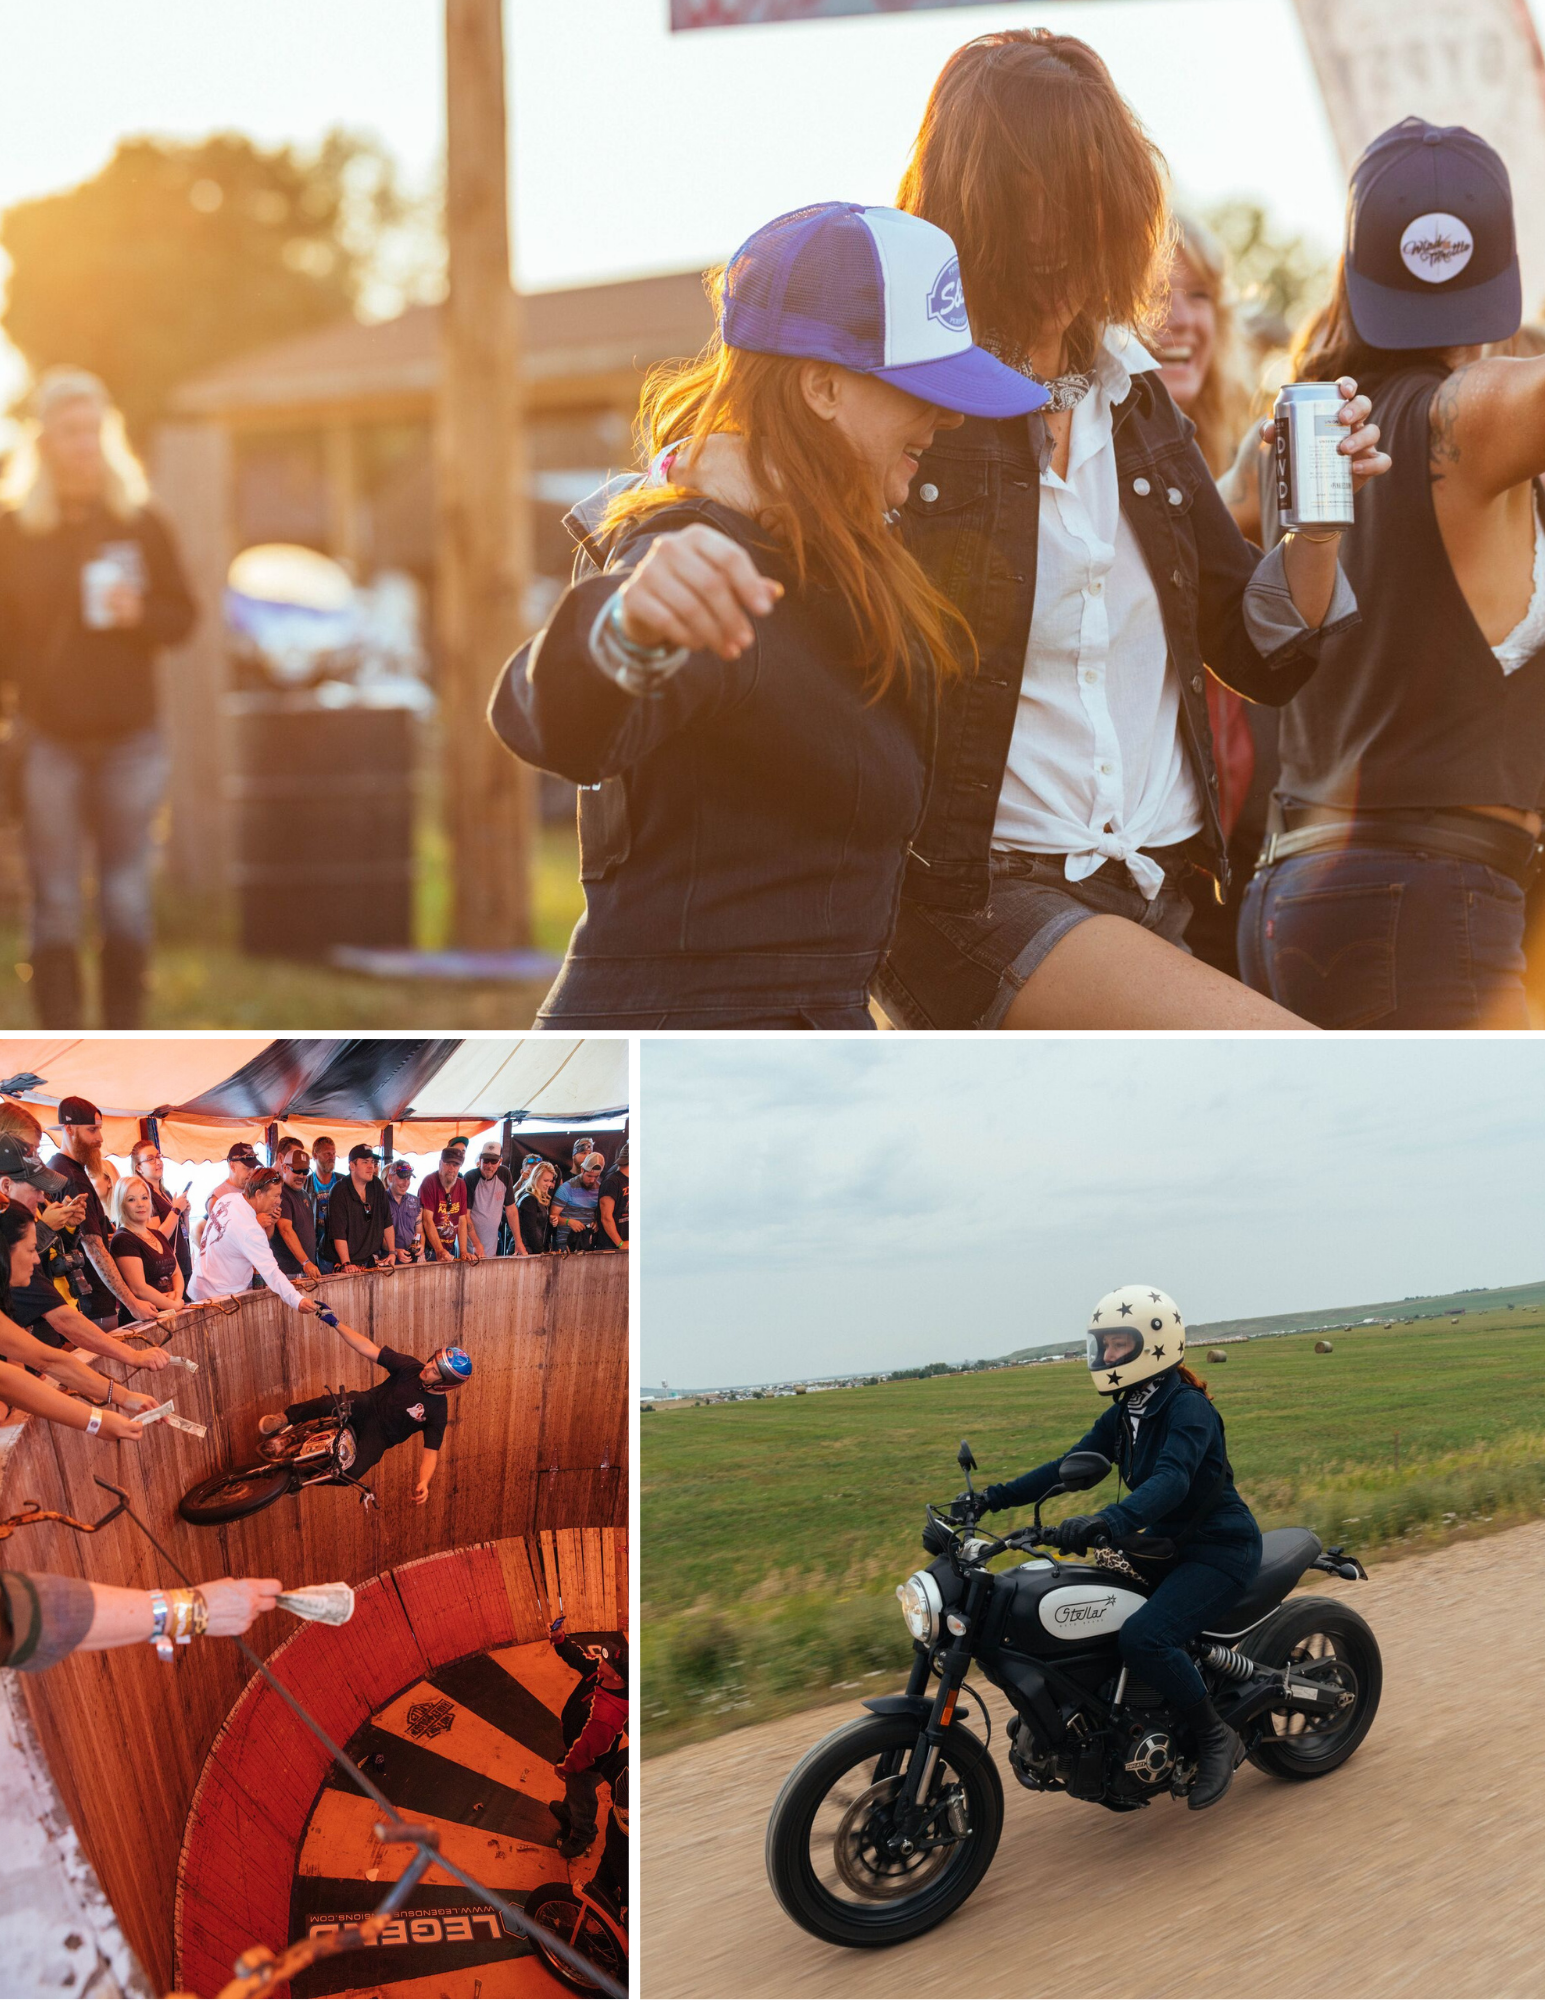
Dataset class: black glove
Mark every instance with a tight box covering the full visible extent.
[1051,1513,1111,1554]
[950,1489,988,1524]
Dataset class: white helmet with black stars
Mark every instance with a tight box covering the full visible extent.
[1086,1284,1185,1395]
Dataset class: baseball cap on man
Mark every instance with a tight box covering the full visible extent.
[1344,117,1521,349]
[348,1143,380,1164]
[388,1158,412,1179]
[0,1133,67,1196]
[722,202,1050,420]
[57,1096,101,1126]
[227,1142,259,1165]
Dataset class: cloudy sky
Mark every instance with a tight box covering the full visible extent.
[641,1038,1545,1388]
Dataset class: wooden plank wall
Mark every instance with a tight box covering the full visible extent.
[0,1251,626,1996]
[174,1531,627,1998]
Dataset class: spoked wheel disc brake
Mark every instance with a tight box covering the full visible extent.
[1269,1631,1359,1742]
[818,1767,961,1907]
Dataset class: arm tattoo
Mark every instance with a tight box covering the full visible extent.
[1428,367,1471,483]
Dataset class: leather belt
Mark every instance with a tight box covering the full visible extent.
[1257,805,1542,888]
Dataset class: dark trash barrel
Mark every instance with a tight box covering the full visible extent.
[226,694,415,956]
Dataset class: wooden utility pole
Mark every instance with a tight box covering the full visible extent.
[437,0,533,947]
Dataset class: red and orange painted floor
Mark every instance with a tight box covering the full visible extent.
[289,1635,622,1998]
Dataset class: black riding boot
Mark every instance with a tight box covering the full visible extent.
[1180,1697,1242,1811]
[100,937,149,1029]
[30,945,84,1028]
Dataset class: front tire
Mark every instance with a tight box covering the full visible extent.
[523,1883,624,1996]
[1243,1594,1382,1778]
[178,1465,293,1525]
[765,1713,1003,1949]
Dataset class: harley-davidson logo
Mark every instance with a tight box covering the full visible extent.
[1053,1594,1117,1626]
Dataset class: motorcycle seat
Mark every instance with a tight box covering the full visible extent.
[1201,1527,1322,1638]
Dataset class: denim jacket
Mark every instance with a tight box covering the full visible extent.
[897,366,1357,908]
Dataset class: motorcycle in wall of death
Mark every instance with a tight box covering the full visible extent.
[766,1441,1381,1948]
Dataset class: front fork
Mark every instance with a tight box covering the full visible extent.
[893,1571,988,1834]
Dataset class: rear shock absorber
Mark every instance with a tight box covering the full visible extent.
[1196,1641,1261,1682]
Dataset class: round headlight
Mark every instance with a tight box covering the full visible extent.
[895,1571,943,1644]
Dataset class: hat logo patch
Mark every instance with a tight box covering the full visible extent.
[1400,211,1474,284]
[926,257,969,332]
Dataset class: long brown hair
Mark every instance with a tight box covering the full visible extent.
[1291,258,1452,393]
[1176,1362,1213,1400]
[607,292,974,698]
[896,29,1171,374]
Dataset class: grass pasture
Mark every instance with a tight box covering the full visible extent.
[642,1310,1545,1751]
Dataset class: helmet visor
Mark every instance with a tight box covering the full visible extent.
[1087,1325,1145,1370]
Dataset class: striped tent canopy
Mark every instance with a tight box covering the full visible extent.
[0,1037,626,1161]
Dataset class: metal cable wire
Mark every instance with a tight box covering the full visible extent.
[91,1479,624,1997]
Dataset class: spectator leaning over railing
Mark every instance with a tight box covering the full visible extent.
[0,1570,281,1672]
[598,1143,629,1251]
[464,1140,520,1260]
[0,1135,172,1377]
[0,367,197,1030]
[419,1148,471,1264]
[326,1145,396,1274]
[512,1159,558,1255]
[385,1158,424,1263]
[0,1200,161,1432]
[108,1173,184,1317]
[552,1153,606,1253]
[128,1136,192,1289]
[190,1168,321,1315]
[274,1143,322,1282]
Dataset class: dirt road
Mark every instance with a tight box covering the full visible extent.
[643,1519,1545,1998]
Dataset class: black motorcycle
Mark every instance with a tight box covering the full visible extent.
[178,1387,378,1526]
[766,1440,1380,1949]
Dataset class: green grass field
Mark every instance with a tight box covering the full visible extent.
[642,1311,1545,1751]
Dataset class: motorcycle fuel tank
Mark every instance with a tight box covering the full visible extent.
[990,1560,1148,1653]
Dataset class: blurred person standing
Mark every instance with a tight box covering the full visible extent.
[1154,213,1273,979]
[1239,121,1545,1028]
[0,368,196,1029]
[385,1158,424,1262]
[129,1135,192,1289]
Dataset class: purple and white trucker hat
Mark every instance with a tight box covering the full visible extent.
[722,202,1050,421]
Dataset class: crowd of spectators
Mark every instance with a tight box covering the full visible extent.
[0,1095,629,1433]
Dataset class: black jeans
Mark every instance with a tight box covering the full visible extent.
[283,1395,387,1480]
[1118,1558,1250,1709]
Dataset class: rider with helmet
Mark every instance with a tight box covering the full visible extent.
[259,1314,472,1507]
[969,1284,1262,1810]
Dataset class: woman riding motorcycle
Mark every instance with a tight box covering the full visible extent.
[968,1284,1261,1809]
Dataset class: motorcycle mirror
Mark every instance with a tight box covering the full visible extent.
[957,1440,977,1473]
[1058,1449,1112,1492]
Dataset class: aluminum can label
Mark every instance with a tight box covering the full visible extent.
[1274,384,1354,530]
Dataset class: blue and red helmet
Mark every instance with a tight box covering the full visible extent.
[430,1345,472,1387]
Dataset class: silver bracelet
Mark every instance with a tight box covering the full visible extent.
[589,590,690,698]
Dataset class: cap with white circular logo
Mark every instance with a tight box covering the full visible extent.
[1344,117,1520,349]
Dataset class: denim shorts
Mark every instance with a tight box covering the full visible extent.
[1238,847,1529,1029]
[876,849,1196,1031]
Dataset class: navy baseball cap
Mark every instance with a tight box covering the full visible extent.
[1345,117,1521,350]
[722,203,1050,420]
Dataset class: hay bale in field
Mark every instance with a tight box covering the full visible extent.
[1314,1339,1334,1354]
[1207,1348,1228,1364]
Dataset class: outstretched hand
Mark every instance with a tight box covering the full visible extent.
[617,524,783,662]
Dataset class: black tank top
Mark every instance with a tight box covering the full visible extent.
[1278,364,1545,812]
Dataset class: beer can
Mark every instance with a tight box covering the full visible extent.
[1273,382,1355,533]
[80,541,146,629]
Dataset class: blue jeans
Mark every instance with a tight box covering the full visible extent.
[23,726,169,950]
[1239,848,1530,1030]
[1119,1558,1250,1710]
